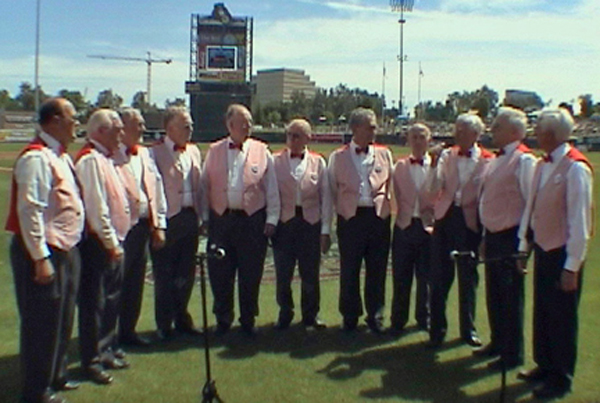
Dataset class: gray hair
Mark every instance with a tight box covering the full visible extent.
[119,107,143,122]
[407,123,431,138]
[495,107,527,139]
[286,118,312,137]
[349,107,376,128]
[455,112,485,135]
[164,106,188,129]
[225,103,252,123]
[536,108,574,142]
[87,109,120,136]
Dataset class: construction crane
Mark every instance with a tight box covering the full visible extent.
[87,51,172,106]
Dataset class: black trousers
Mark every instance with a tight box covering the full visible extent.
[150,208,199,332]
[336,207,391,324]
[119,218,151,339]
[484,227,524,364]
[533,244,582,387]
[429,205,481,341]
[272,208,321,324]
[207,208,268,328]
[391,219,431,330]
[10,236,80,402]
[78,234,124,367]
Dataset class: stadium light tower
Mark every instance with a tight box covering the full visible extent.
[390,0,414,116]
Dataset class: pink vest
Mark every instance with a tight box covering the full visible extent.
[76,143,131,242]
[332,144,391,220]
[115,147,161,229]
[274,150,324,225]
[152,141,202,218]
[5,139,84,251]
[393,157,435,229]
[434,146,493,232]
[204,137,269,216]
[531,148,593,251]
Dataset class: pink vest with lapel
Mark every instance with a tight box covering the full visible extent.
[480,144,531,233]
[434,146,493,232]
[205,137,269,216]
[333,144,391,220]
[531,148,593,251]
[151,140,202,219]
[274,150,324,224]
[393,157,435,229]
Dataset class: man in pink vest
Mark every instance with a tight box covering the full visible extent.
[75,109,131,385]
[328,107,393,334]
[476,107,537,370]
[272,118,332,330]
[426,112,493,348]
[516,108,593,399]
[390,123,436,335]
[6,98,84,403]
[150,107,203,341]
[202,103,280,336]
[113,108,167,347]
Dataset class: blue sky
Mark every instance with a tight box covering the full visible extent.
[1,0,598,113]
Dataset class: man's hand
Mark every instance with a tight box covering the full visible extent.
[560,270,579,292]
[152,228,166,250]
[264,223,276,238]
[320,234,331,254]
[33,258,55,285]
[478,241,486,262]
[109,246,124,262]
[199,222,208,237]
[516,254,529,275]
[428,143,445,167]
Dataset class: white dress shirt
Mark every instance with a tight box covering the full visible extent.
[118,144,149,219]
[287,148,333,235]
[518,143,593,272]
[76,139,129,250]
[225,138,280,226]
[408,153,431,218]
[14,132,84,260]
[163,136,194,208]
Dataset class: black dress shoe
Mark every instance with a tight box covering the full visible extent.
[517,367,549,383]
[304,317,327,330]
[388,325,405,337]
[41,393,68,403]
[215,323,230,336]
[533,381,571,399]
[425,337,443,349]
[113,348,126,359]
[473,343,501,357]
[274,319,292,330]
[85,366,113,385]
[120,334,151,347]
[462,335,482,347]
[52,379,80,391]
[341,318,358,332]
[102,357,130,370]
[366,320,386,335]
[156,328,174,342]
[487,358,522,371]
[241,324,258,337]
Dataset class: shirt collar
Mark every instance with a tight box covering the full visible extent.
[502,140,520,156]
[409,153,431,166]
[549,142,569,164]
[350,140,372,155]
[39,132,63,156]
[89,139,111,157]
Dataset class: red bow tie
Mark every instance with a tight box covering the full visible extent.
[495,149,505,157]
[127,145,139,156]
[290,152,304,160]
[173,143,186,152]
[543,154,553,163]
[229,142,243,151]
[355,146,369,155]
[458,149,472,158]
[410,157,424,166]
[58,145,66,155]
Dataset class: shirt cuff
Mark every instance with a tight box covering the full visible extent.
[321,223,331,235]
[564,257,582,272]
[30,244,51,262]
[266,215,278,226]
[518,239,529,253]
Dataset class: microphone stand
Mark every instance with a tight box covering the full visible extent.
[197,248,225,403]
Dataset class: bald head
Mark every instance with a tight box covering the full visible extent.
[226,104,253,144]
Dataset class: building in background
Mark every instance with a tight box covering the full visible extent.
[253,68,317,105]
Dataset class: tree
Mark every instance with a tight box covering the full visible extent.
[15,82,48,111]
[578,94,593,118]
[95,89,123,109]
[58,89,90,116]
[131,91,150,111]
[165,97,186,108]
[0,89,20,110]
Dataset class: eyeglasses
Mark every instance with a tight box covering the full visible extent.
[286,132,305,139]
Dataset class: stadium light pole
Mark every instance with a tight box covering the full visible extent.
[34,0,41,113]
[390,0,414,117]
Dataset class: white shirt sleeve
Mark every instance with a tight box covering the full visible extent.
[147,148,167,229]
[564,161,593,272]
[319,156,333,235]
[264,151,281,226]
[200,149,211,223]
[14,151,52,261]
[76,154,119,250]
[425,149,448,195]
[327,152,338,216]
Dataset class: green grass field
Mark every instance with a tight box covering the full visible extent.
[0,142,598,403]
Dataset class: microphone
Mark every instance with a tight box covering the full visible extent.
[449,250,475,260]
[209,244,226,260]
